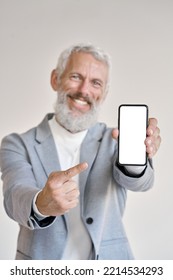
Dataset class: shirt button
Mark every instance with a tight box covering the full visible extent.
[86,217,93,224]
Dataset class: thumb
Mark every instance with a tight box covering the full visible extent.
[112,128,119,140]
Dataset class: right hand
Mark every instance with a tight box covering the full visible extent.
[36,162,88,216]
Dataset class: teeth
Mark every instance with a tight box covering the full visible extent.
[74,99,88,105]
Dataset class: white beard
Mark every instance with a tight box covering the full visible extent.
[54,91,100,133]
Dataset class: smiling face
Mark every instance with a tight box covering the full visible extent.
[51,52,109,132]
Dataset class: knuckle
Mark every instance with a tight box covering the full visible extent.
[63,168,75,177]
[49,171,58,178]
[57,199,69,213]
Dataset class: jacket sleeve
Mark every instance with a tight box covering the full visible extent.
[0,133,56,229]
[113,148,154,192]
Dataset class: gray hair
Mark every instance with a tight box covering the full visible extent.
[55,43,111,95]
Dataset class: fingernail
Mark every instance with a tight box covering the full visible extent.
[149,129,153,135]
[147,139,152,145]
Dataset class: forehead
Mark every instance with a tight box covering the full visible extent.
[64,52,108,80]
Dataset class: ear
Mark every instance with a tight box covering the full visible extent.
[50,69,59,91]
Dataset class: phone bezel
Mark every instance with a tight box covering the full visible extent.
[117,104,148,166]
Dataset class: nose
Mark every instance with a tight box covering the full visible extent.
[78,79,90,97]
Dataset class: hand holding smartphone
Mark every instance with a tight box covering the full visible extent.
[118,104,148,166]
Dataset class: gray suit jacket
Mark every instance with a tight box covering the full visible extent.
[0,114,154,260]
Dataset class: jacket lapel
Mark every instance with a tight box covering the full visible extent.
[34,114,61,177]
[79,123,105,203]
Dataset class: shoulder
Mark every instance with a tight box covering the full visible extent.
[0,113,53,149]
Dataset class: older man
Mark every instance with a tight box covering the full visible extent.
[0,43,161,260]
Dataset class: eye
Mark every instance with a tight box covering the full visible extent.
[92,79,102,88]
[70,73,81,80]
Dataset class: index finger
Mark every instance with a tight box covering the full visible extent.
[63,162,88,180]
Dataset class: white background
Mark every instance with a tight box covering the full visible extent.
[0,0,172,260]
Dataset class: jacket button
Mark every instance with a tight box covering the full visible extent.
[86,217,93,224]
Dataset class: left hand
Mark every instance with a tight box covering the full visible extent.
[112,117,161,159]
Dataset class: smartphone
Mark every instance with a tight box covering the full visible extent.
[118,104,148,166]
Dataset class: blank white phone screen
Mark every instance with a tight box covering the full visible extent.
[118,105,148,165]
